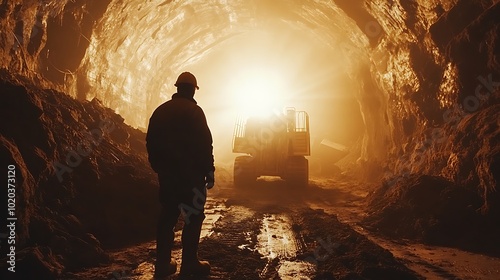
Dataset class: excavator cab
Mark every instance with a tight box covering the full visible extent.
[232,108,310,187]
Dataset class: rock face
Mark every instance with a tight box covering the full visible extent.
[0,0,111,87]
[0,76,160,278]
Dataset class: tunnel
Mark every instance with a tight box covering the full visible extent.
[1,0,499,279]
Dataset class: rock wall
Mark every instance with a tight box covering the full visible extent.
[0,0,110,91]
[1,73,159,278]
[369,0,500,214]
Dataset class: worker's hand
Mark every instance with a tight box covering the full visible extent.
[205,171,215,189]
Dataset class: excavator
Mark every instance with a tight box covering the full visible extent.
[232,108,310,187]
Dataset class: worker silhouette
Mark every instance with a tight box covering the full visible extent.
[146,72,215,278]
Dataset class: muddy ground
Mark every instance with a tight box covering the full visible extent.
[62,177,500,280]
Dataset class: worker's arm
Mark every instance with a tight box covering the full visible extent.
[192,106,215,176]
[146,113,162,173]
[146,107,176,174]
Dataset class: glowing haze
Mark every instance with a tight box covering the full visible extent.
[78,0,365,165]
[189,24,363,164]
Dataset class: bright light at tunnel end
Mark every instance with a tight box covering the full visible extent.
[225,65,289,118]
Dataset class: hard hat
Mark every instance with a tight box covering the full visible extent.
[174,72,199,89]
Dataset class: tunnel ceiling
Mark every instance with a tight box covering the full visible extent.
[1,0,499,180]
[77,0,371,128]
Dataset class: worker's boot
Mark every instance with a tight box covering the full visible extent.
[180,211,210,276]
[154,238,176,278]
[154,257,177,279]
[180,257,211,276]
[180,244,210,277]
[155,207,178,278]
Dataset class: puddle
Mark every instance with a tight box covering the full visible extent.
[257,214,315,279]
[257,214,298,259]
[237,231,256,251]
[200,197,227,239]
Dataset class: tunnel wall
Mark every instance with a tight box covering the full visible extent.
[0,0,111,91]
[363,0,499,214]
[1,0,499,213]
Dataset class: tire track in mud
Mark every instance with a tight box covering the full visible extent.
[60,182,426,280]
[257,214,315,279]
[291,209,421,280]
[214,180,421,280]
[197,205,266,280]
[201,203,317,279]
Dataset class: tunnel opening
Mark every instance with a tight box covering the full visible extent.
[73,0,373,172]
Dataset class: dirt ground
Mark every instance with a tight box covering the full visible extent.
[63,177,500,280]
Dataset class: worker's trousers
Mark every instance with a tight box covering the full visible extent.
[156,172,207,263]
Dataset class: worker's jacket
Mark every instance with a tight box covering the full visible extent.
[146,93,215,179]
